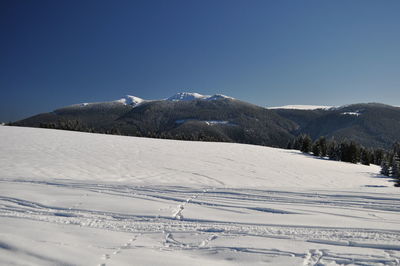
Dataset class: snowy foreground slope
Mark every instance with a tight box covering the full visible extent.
[0,126,399,266]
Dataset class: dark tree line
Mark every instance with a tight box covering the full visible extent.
[37,120,228,142]
[287,135,386,166]
[38,120,122,135]
[380,142,400,186]
[288,135,400,186]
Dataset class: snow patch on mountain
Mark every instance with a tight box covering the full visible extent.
[167,92,208,101]
[206,94,234,101]
[268,105,333,110]
[175,119,235,126]
[341,111,361,116]
[116,95,145,106]
[166,92,234,102]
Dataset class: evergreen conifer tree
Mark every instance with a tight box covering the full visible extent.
[293,136,302,150]
[360,148,371,166]
[312,142,321,156]
[373,149,384,165]
[300,134,312,153]
[286,140,293,150]
[327,140,340,161]
[392,155,400,178]
[380,158,390,176]
[318,136,327,157]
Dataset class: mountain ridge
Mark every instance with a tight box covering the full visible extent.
[10,92,400,149]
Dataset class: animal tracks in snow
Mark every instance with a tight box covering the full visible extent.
[98,235,139,266]
[171,188,211,220]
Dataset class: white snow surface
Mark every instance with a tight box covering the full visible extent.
[268,105,333,110]
[115,95,145,106]
[166,92,234,102]
[1,126,399,266]
[167,92,209,101]
[341,111,362,116]
[175,119,235,126]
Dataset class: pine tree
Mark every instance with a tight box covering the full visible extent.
[392,155,400,178]
[318,136,327,157]
[380,159,390,176]
[373,149,385,165]
[300,134,312,153]
[340,141,360,164]
[327,140,340,161]
[286,140,293,150]
[312,142,321,156]
[360,148,371,166]
[293,136,302,150]
[393,142,400,157]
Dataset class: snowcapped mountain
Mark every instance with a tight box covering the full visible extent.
[13,92,296,147]
[70,92,235,107]
[10,93,400,149]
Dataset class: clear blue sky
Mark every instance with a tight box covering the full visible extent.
[1,0,399,121]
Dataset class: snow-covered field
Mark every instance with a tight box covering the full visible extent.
[0,126,399,265]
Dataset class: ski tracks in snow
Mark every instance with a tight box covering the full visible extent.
[1,179,400,265]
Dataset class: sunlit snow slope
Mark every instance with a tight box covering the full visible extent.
[0,126,389,188]
[0,126,399,266]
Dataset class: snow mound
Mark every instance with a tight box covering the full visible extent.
[115,95,144,106]
[268,105,333,110]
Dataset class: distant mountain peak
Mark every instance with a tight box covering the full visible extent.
[71,92,234,109]
[115,95,144,106]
